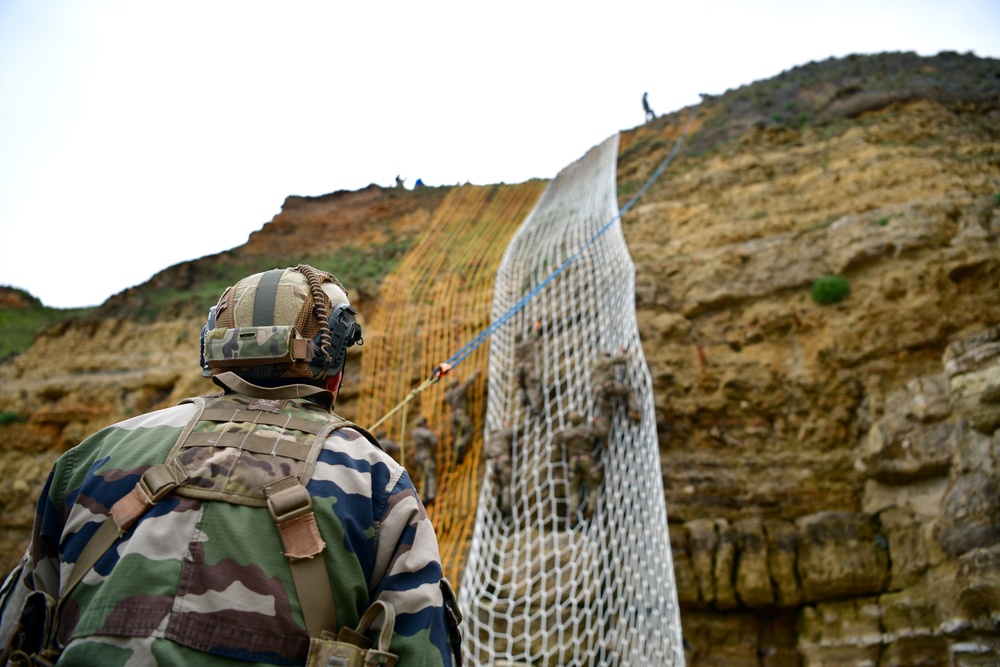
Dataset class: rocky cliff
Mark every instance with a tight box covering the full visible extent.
[2,51,999,665]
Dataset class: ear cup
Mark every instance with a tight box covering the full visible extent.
[199,305,218,377]
[316,303,363,378]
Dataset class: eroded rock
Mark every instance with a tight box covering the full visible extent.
[796,512,889,601]
[934,471,1000,557]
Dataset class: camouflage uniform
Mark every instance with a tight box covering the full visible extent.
[591,350,641,433]
[554,415,604,523]
[514,323,544,415]
[4,374,460,666]
[411,417,439,504]
[484,425,514,517]
[443,371,478,465]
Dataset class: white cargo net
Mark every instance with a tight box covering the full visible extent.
[458,134,685,666]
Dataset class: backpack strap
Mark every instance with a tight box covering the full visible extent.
[60,459,190,604]
[264,476,337,639]
[58,397,208,604]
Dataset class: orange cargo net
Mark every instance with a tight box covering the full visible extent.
[358,181,545,583]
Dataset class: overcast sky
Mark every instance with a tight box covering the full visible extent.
[2,1,998,308]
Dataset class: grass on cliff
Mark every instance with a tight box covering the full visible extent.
[120,239,414,321]
[0,235,412,358]
[0,303,96,359]
[681,51,1000,157]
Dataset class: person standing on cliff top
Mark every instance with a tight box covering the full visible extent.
[0,264,462,666]
[643,92,655,121]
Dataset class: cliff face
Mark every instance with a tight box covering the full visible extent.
[624,88,1000,664]
[1,52,999,664]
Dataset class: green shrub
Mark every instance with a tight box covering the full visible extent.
[993,191,1000,207]
[0,411,26,426]
[810,275,851,305]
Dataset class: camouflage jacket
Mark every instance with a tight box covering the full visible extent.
[411,425,439,454]
[591,353,631,386]
[484,427,512,461]
[553,423,601,458]
[12,377,460,666]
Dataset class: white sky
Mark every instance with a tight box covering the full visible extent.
[2,1,998,308]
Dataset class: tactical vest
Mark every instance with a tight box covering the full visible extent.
[5,372,398,667]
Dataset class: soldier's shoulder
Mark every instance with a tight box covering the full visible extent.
[74,403,200,452]
[324,423,404,472]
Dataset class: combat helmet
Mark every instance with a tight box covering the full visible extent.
[199,264,363,384]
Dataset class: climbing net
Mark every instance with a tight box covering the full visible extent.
[458,135,685,666]
[358,181,546,582]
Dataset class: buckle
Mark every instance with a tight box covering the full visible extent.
[139,464,184,503]
[265,479,313,523]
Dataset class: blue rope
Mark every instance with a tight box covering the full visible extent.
[438,105,700,375]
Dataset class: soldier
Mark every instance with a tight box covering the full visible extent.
[444,369,479,464]
[485,422,514,517]
[0,265,462,666]
[592,347,642,434]
[411,415,440,504]
[374,427,402,460]
[514,320,544,415]
[554,412,604,524]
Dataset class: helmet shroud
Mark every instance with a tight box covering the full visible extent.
[200,264,362,383]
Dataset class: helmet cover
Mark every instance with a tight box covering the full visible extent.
[200,264,362,382]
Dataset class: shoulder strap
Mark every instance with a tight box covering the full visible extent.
[60,459,190,603]
[264,476,337,638]
[58,397,208,603]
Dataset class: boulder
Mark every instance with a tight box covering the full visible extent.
[734,517,774,608]
[944,325,1000,434]
[798,598,883,667]
[796,512,889,602]
[956,544,1000,616]
[714,519,739,610]
[934,471,1000,557]
[858,374,954,483]
[764,519,802,607]
[878,507,931,589]
[669,522,700,605]
[686,518,719,606]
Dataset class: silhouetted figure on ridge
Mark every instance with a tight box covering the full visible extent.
[642,92,655,121]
